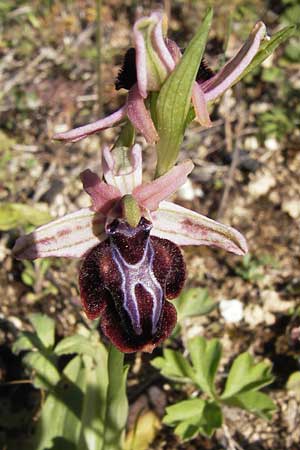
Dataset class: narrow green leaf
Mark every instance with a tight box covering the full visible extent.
[155,9,213,177]
[23,352,60,389]
[78,349,108,450]
[151,348,194,383]
[174,288,216,322]
[12,331,39,354]
[221,352,274,399]
[236,25,297,82]
[28,313,55,349]
[102,345,129,450]
[223,391,276,420]
[187,336,222,397]
[34,355,86,450]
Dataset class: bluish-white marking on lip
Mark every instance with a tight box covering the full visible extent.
[111,238,163,336]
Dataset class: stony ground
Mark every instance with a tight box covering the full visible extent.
[0,1,299,449]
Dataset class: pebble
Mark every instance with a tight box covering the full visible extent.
[219,299,244,323]
[264,137,280,151]
[248,171,276,198]
[282,199,300,219]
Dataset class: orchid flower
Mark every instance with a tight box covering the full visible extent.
[53,13,267,143]
[13,145,247,353]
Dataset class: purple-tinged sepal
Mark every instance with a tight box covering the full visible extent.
[151,201,248,256]
[13,208,106,259]
[53,106,127,143]
[199,21,267,102]
[79,217,185,353]
[126,85,159,143]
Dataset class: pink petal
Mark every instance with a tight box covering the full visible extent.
[133,18,148,98]
[133,13,173,98]
[102,144,142,194]
[127,84,159,144]
[80,169,121,213]
[13,208,106,260]
[133,160,194,211]
[53,106,127,143]
[151,201,248,255]
[200,22,267,102]
[192,83,212,127]
[166,39,182,64]
[151,12,175,72]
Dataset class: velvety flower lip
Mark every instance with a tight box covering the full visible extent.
[13,144,247,352]
[53,14,267,143]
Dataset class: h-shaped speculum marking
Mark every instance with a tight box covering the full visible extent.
[111,239,163,336]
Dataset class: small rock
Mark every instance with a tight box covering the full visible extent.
[248,171,276,198]
[282,199,300,219]
[244,136,259,151]
[219,299,244,323]
[177,179,195,201]
[264,137,280,151]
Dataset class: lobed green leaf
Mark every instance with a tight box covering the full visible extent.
[151,348,194,383]
[221,352,274,399]
[174,288,216,322]
[187,336,222,397]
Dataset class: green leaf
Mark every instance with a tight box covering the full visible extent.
[155,9,213,177]
[12,331,40,354]
[23,351,60,389]
[187,336,222,397]
[33,339,109,450]
[163,399,222,440]
[34,355,86,450]
[174,288,216,322]
[78,349,108,450]
[221,352,274,399]
[28,313,55,349]
[286,371,300,400]
[0,202,51,230]
[151,348,194,383]
[101,345,129,450]
[163,398,205,424]
[237,25,297,82]
[223,391,276,420]
[198,401,222,437]
[55,333,101,360]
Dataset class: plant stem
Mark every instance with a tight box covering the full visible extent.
[96,0,103,118]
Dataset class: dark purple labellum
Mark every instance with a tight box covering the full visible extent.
[79,217,185,353]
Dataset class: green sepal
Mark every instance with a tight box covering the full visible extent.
[121,194,142,228]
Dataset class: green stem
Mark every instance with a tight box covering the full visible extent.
[101,344,129,450]
[96,0,103,118]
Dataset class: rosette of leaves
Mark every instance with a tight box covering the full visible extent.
[152,336,275,441]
